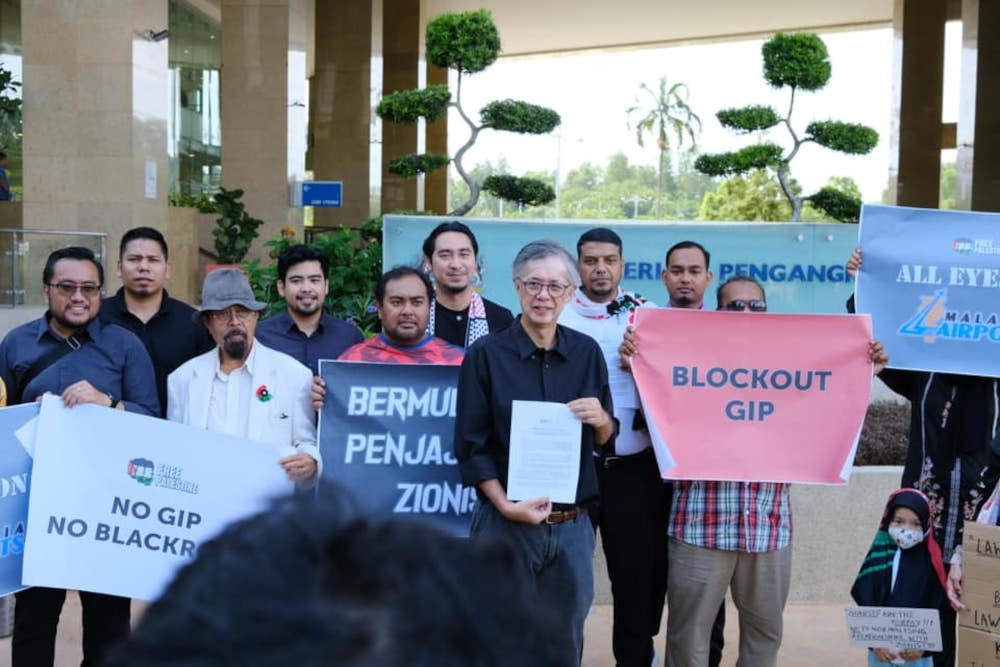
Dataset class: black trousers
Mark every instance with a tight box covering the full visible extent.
[12,587,131,667]
[934,566,955,667]
[597,449,727,667]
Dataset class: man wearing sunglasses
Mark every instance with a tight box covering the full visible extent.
[0,246,158,667]
[662,276,886,667]
[167,268,320,484]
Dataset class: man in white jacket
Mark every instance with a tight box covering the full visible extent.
[167,268,320,483]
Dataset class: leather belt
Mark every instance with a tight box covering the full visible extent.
[545,507,587,525]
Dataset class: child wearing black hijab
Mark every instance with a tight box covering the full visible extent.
[851,488,948,666]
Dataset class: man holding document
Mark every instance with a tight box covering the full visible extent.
[454,239,615,663]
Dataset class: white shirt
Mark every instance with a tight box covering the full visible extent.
[559,293,656,455]
[207,343,256,439]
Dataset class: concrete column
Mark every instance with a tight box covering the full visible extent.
[888,0,946,208]
[380,0,419,213]
[21,0,169,279]
[220,0,306,258]
[309,0,374,228]
[955,0,1000,211]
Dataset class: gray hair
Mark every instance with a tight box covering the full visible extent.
[511,239,580,286]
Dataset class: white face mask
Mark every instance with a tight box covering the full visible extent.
[888,525,924,550]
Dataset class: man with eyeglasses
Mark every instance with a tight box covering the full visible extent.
[455,239,615,663]
[101,227,214,417]
[167,268,320,484]
[0,246,158,667]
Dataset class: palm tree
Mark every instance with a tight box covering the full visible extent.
[627,77,701,218]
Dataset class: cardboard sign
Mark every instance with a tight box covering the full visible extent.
[961,522,1000,632]
[631,309,873,483]
[958,521,1000,665]
[959,627,1000,666]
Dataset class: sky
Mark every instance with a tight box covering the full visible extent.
[447,23,961,205]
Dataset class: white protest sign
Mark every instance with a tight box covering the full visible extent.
[844,606,942,653]
[23,396,293,600]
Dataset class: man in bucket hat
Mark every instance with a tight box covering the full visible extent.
[167,268,320,483]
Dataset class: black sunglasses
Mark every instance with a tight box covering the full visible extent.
[722,299,767,312]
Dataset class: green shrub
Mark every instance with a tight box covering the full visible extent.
[854,401,909,466]
[244,218,383,337]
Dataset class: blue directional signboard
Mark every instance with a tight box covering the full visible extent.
[301,181,343,207]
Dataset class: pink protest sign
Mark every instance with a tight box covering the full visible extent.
[631,309,873,484]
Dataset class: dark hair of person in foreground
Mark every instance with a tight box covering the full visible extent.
[105,490,573,666]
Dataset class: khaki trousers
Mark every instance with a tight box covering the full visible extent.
[665,537,791,667]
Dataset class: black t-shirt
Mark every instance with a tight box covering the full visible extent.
[433,298,514,347]
[100,289,215,417]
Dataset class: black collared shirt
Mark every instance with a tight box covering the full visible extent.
[100,288,215,417]
[0,315,159,415]
[454,318,613,509]
[256,311,363,375]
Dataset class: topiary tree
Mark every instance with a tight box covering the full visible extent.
[693,32,878,222]
[376,10,560,216]
[212,187,265,264]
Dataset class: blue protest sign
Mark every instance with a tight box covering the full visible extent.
[0,403,39,596]
[318,361,472,536]
[857,204,1000,376]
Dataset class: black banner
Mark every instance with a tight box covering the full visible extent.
[318,361,472,536]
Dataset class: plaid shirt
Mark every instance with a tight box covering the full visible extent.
[668,480,792,552]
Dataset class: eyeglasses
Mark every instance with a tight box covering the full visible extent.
[722,299,767,312]
[47,282,101,297]
[518,279,570,297]
[209,306,257,323]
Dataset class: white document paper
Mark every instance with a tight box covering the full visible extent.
[506,400,581,504]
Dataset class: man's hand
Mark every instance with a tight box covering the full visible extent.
[500,497,552,525]
[311,375,326,412]
[618,326,636,370]
[898,649,924,662]
[947,563,966,611]
[279,452,318,482]
[846,247,862,279]
[567,397,611,429]
[869,340,889,376]
[568,397,614,446]
[60,380,113,409]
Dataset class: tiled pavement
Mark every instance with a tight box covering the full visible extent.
[0,595,867,666]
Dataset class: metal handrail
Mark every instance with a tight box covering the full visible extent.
[0,229,108,308]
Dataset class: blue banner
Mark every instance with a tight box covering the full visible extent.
[383,215,858,314]
[317,361,471,536]
[0,404,39,596]
[857,204,1000,376]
